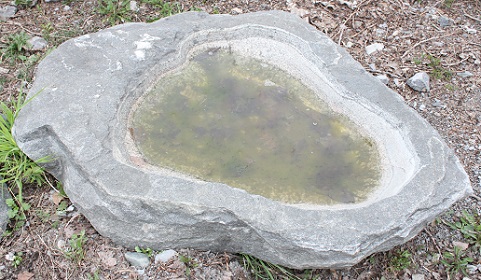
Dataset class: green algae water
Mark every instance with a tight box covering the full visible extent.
[131,49,380,205]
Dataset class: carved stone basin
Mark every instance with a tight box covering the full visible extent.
[13,11,472,268]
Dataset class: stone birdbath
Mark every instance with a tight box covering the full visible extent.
[13,11,472,268]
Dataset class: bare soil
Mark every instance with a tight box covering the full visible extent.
[1,0,480,279]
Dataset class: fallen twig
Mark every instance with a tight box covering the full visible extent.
[424,228,442,256]
[4,21,42,36]
[401,34,454,58]
[335,0,375,43]
[401,37,439,58]
[468,42,481,47]
[464,13,481,23]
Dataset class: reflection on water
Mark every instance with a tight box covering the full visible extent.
[131,50,380,205]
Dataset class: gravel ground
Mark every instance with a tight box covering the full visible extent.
[0,0,480,279]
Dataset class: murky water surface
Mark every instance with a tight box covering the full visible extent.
[131,50,380,204]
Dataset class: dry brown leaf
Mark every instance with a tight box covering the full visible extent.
[63,224,76,239]
[98,251,117,267]
[17,271,34,280]
[453,241,469,250]
[52,192,64,205]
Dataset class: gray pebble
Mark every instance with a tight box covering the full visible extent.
[457,71,473,78]
[407,72,430,92]
[125,252,150,268]
[130,1,139,12]
[0,5,17,20]
[155,249,177,263]
[393,78,401,87]
[0,178,11,234]
[365,43,384,55]
[432,99,444,108]
[376,74,389,85]
[438,16,453,27]
[28,36,48,51]
[412,274,425,280]
[375,28,386,37]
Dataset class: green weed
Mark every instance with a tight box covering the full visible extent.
[13,252,23,267]
[8,252,23,268]
[0,77,6,93]
[413,57,422,65]
[135,246,153,257]
[240,254,301,280]
[65,230,88,264]
[4,197,29,235]
[63,0,74,6]
[14,0,33,8]
[389,249,412,271]
[448,210,481,247]
[35,209,50,222]
[189,6,202,12]
[97,0,132,25]
[56,181,67,198]
[426,54,453,80]
[441,246,473,277]
[444,0,455,8]
[86,270,101,280]
[142,0,182,22]
[41,22,55,43]
[178,254,199,276]
[0,32,31,64]
[51,220,59,229]
[56,200,69,216]
[413,54,453,81]
[0,93,50,234]
[445,84,457,91]
[431,67,453,81]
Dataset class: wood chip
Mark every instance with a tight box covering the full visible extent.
[452,241,469,250]
[17,271,34,280]
[52,192,64,205]
[0,67,9,74]
[98,251,118,267]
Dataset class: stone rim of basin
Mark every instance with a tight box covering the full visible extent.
[12,11,472,269]
[121,37,410,209]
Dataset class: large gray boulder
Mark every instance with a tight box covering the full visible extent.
[12,11,472,269]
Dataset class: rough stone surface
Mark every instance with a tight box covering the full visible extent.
[28,36,48,51]
[457,71,473,78]
[129,1,139,12]
[438,16,453,27]
[365,42,384,55]
[407,72,430,92]
[0,5,16,20]
[12,11,472,269]
[376,74,389,84]
[0,181,10,234]
[124,252,150,268]
[412,274,425,280]
[155,249,177,264]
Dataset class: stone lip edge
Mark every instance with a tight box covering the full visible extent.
[11,11,473,269]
